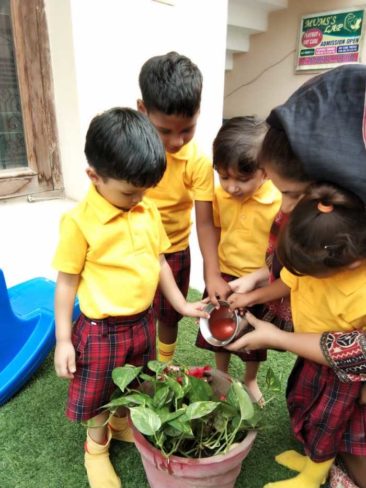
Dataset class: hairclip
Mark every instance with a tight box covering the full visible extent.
[317,202,334,213]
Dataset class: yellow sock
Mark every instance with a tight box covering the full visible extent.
[275,450,307,472]
[264,456,334,488]
[84,428,121,488]
[109,415,134,443]
[157,339,176,362]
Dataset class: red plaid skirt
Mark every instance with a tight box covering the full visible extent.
[153,247,191,327]
[287,358,366,461]
[66,308,155,421]
[263,211,293,332]
[195,273,267,362]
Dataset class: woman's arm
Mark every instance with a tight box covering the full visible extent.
[226,311,328,365]
[228,312,366,379]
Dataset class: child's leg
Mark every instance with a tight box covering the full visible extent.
[243,361,263,404]
[264,456,334,488]
[156,249,190,362]
[85,411,121,488]
[215,351,231,373]
[67,312,156,487]
[109,407,134,443]
[339,453,366,488]
[158,320,178,362]
[359,383,366,405]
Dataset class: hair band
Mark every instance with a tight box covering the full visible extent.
[317,202,334,213]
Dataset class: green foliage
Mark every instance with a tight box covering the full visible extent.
[0,289,305,488]
[106,361,273,458]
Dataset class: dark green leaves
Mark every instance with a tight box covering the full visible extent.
[109,362,261,458]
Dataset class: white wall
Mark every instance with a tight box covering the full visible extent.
[44,0,228,291]
[45,0,228,200]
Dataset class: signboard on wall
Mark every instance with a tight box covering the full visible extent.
[296,8,365,71]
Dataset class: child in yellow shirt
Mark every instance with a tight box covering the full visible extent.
[229,181,366,488]
[195,116,281,402]
[137,52,229,362]
[53,108,208,488]
[227,64,366,488]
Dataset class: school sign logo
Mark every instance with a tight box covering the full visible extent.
[296,8,364,71]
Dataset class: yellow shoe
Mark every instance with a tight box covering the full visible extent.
[84,428,121,488]
[264,456,334,488]
[109,415,134,443]
[274,450,307,472]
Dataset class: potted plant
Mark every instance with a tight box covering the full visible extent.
[104,360,268,488]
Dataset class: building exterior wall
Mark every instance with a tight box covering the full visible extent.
[45,0,228,200]
[224,0,366,119]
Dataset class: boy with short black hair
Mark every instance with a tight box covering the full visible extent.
[53,107,207,488]
[138,52,229,362]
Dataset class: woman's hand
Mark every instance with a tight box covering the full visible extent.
[227,291,256,311]
[225,311,283,352]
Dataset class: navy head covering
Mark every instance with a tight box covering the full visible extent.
[267,64,366,204]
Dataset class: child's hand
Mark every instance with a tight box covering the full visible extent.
[227,291,255,311]
[205,274,231,307]
[228,275,257,294]
[54,340,76,379]
[181,300,210,319]
[225,311,281,352]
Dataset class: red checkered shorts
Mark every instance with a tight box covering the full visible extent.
[66,308,155,422]
[153,247,191,327]
[195,273,267,362]
[287,358,366,461]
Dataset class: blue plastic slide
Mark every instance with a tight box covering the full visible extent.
[0,269,79,405]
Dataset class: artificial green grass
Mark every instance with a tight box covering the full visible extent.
[0,289,325,488]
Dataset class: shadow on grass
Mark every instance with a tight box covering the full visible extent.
[0,289,328,488]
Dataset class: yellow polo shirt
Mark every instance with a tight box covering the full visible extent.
[145,140,214,252]
[214,180,281,277]
[281,264,366,333]
[52,185,170,318]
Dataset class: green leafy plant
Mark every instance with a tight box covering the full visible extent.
[104,360,265,458]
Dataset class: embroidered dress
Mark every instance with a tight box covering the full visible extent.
[321,331,366,382]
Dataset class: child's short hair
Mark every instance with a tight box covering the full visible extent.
[138,51,202,117]
[84,107,166,187]
[277,182,366,276]
[213,116,267,175]
[258,127,312,182]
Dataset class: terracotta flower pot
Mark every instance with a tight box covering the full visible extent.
[130,369,257,488]
[132,426,256,488]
